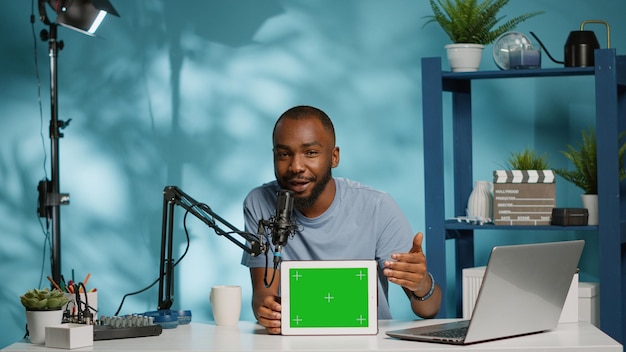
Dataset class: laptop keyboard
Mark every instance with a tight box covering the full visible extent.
[422,326,468,339]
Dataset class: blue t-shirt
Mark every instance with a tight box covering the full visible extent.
[240,177,415,319]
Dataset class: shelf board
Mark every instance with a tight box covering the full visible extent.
[444,220,598,232]
[442,66,595,80]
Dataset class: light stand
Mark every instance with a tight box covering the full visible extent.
[157,186,265,310]
[36,0,119,285]
[37,16,71,288]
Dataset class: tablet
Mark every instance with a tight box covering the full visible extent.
[280,260,378,335]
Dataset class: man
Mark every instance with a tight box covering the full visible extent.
[241,105,441,334]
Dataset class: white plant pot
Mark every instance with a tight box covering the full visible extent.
[25,310,63,344]
[445,43,485,72]
[581,194,598,225]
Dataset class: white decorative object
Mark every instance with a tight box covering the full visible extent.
[581,194,598,225]
[445,43,484,72]
[467,180,493,222]
[45,323,93,349]
[492,32,539,70]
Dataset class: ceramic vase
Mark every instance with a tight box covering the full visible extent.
[467,180,493,220]
[581,194,598,225]
[25,309,63,344]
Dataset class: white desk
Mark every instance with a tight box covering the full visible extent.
[2,320,622,351]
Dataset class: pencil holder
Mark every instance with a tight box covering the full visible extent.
[63,292,98,322]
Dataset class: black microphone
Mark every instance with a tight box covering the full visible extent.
[272,189,295,264]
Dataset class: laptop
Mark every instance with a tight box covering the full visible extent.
[280,260,378,335]
[386,240,585,345]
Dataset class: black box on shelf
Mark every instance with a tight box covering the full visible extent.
[551,208,588,226]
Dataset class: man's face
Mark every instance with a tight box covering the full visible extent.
[273,117,339,211]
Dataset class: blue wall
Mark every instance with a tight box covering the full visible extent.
[1,0,624,348]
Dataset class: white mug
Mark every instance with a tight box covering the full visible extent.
[210,285,241,326]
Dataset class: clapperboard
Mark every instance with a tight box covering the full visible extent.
[493,170,556,225]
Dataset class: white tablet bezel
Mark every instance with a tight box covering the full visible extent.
[280,260,378,335]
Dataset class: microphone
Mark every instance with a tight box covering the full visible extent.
[271,189,295,264]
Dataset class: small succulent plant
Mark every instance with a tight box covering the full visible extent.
[20,288,69,311]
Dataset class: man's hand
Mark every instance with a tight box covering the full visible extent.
[383,232,429,293]
[254,295,282,334]
[250,268,282,334]
[383,232,441,318]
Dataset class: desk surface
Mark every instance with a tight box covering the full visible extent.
[2,320,622,352]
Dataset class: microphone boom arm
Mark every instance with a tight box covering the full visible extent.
[157,185,263,310]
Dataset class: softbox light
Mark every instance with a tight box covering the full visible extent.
[45,0,120,36]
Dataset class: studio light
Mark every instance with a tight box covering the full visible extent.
[40,0,119,35]
[36,0,119,286]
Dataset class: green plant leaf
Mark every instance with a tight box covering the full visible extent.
[424,0,543,44]
[506,147,550,170]
[554,127,626,194]
[20,288,68,311]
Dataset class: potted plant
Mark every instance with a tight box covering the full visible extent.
[555,127,626,225]
[505,147,550,170]
[492,147,555,225]
[20,288,69,344]
[424,0,542,71]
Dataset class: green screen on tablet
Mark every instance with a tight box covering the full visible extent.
[280,260,378,335]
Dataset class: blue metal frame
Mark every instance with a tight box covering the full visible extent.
[421,49,625,343]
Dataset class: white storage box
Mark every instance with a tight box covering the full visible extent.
[462,266,486,319]
[559,273,579,323]
[45,323,93,349]
[578,282,600,327]
[462,266,579,323]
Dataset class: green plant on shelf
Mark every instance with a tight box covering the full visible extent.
[424,0,543,44]
[555,127,626,195]
[505,147,550,170]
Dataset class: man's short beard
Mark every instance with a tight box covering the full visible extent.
[293,168,332,211]
[278,167,333,211]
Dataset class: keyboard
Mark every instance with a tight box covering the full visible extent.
[422,326,468,339]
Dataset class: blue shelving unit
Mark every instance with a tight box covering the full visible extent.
[421,48,626,343]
